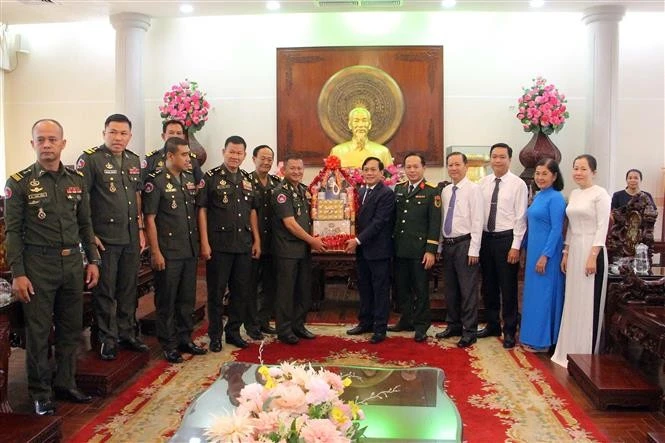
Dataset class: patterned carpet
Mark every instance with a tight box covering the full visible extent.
[71,324,607,442]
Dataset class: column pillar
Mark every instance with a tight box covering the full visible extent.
[581,5,625,190]
[110,12,150,156]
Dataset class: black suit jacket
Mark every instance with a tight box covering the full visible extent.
[356,181,395,260]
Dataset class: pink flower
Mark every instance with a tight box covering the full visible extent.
[299,419,347,443]
[271,384,308,413]
[205,410,255,443]
[305,377,336,404]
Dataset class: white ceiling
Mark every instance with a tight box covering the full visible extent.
[1,0,662,25]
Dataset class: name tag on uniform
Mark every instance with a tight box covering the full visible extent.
[104,169,117,175]
[66,186,82,194]
[128,167,140,175]
[28,192,48,200]
[415,195,426,199]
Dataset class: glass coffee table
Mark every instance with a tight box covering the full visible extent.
[171,362,462,442]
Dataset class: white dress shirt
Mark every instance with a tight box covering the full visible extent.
[439,177,485,256]
[480,170,528,250]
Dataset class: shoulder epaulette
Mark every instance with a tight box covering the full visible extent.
[396,180,408,186]
[10,167,31,182]
[240,169,251,178]
[64,165,78,175]
[124,149,139,158]
[189,151,197,159]
[270,174,281,181]
[83,146,98,155]
[206,166,222,177]
[426,181,437,188]
[147,171,159,179]
[182,169,194,176]
[146,149,161,157]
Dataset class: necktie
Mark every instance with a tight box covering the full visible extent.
[362,187,373,204]
[487,177,501,232]
[443,185,458,236]
[408,184,415,194]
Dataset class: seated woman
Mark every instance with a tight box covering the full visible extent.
[611,169,656,210]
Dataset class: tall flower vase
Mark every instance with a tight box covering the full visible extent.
[519,131,561,198]
[187,129,207,166]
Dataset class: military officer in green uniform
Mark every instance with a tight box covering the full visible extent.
[143,137,206,363]
[5,119,101,415]
[142,120,203,184]
[388,152,442,342]
[271,154,326,345]
[76,114,149,360]
[197,135,261,352]
[248,145,281,337]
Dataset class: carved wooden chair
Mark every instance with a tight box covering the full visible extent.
[606,193,658,264]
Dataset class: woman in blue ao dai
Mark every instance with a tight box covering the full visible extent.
[520,158,566,352]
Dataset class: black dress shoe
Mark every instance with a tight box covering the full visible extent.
[226,334,249,348]
[54,387,92,403]
[178,342,207,355]
[34,400,55,416]
[435,327,463,339]
[209,338,222,353]
[457,336,477,348]
[369,333,386,344]
[293,327,316,339]
[260,324,277,335]
[346,325,372,335]
[278,334,299,345]
[503,334,516,349]
[163,349,184,363]
[99,342,117,361]
[477,326,502,338]
[414,332,428,342]
[119,337,150,353]
[246,330,264,341]
[387,323,415,332]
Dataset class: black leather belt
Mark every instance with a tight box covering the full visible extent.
[24,245,79,257]
[441,233,471,245]
[482,230,513,239]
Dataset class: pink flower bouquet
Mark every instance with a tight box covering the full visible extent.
[516,77,569,135]
[159,79,210,133]
[206,362,367,443]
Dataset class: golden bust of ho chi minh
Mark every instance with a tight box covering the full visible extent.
[329,107,394,169]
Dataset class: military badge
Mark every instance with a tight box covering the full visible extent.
[222,194,229,204]
[166,183,176,193]
[76,158,85,169]
[4,187,11,199]
[109,182,117,193]
[198,179,205,189]
[129,167,140,175]
[105,162,114,169]
[434,195,442,208]
[29,178,40,187]
[37,208,46,220]
[171,199,177,209]
[141,159,147,169]
[277,193,287,204]
[144,182,154,193]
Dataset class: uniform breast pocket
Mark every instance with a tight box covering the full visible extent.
[242,189,253,203]
[213,189,231,208]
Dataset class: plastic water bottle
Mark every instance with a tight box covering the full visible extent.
[0,278,13,307]
[633,243,650,275]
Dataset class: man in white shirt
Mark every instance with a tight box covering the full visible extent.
[477,143,528,349]
[435,152,485,347]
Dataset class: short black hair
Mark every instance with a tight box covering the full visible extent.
[253,145,274,158]
[224,135,247,150]
[446,151,468,164]
[362,156,384,171]
[625,168,643,180]
[283,153,303,164]
[165,137,188,154]
[490,142,512,158]
[104,113,132,130]
[31,119,64,137]
[573,154,597,172]
[162,120,185,135]
[403,151,426,166]
[536,157,564,191]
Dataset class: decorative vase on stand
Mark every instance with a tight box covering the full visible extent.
[187,128,208,166]
[519,131,561,198]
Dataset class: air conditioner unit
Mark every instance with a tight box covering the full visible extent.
[315,0,403,7]
[315,0,361,7]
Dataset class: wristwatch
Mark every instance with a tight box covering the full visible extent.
[89,259,102,266]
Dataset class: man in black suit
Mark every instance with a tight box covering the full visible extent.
[345,157,395,344]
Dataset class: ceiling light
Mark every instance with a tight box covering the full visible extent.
[179,3,194,14]
[529,0,545,8]
[266,1,281,10]
[441,0,456,8]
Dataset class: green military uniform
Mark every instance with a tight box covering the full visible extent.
[393,179,442,335]
[271,179,313,338]
[141,146,203,184]
[76,145,142,349]
[4,163,100,402]
[248,172,281,334]
[142,169,199,352]
[196,164,257,342]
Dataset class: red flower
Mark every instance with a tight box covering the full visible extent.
[324,156,342,170]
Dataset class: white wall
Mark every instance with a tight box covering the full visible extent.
[3,11,663,221]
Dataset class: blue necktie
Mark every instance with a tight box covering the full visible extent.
[443,185,457,236]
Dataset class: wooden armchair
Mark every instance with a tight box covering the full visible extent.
[606,193,658,263]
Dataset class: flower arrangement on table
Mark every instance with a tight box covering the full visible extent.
[159,79,210,133]
[205,361,368,442]
[516,76,569,135]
